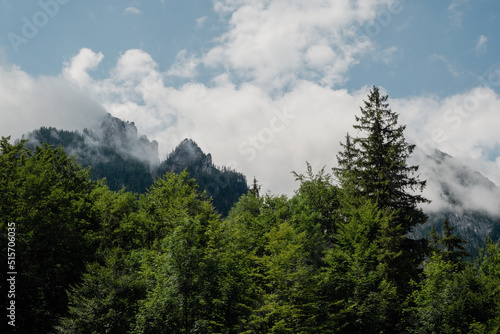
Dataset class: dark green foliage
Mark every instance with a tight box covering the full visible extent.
[291,163,340,267]
[156,139,248,216]
[249,177,261,198]
[321,201,403,333]
[56,249,148,334]
[334,86,430,291]
[0,137,99,333]
[407,245,500,333]
[25,126,154,193]
[225,192,323,333]
[2,88,500,333]
[130,172,251,333]
[25,126,248,216]
[430,218,470,265]
[89,184,140,252]
[335,86,429,232]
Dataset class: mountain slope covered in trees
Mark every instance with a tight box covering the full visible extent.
[414,149,500,257]
[157,138,248,216]
[22,114,248,216]
[1,88,500,333]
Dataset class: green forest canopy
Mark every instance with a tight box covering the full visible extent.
[1,87,500,333]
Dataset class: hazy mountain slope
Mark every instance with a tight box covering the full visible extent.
[21,115,500,249]
[156,138,248,216]
[23,114,158,193]
[411,150,500,256]
[22,114,248,215]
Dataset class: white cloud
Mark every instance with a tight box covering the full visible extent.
[416,150,500,217]
[305,44,336,68]
[58,48,366,194]
[196,16,207,28]
[448,0,469,28]
[62,48,104,87]
[475,35,488,55]
[0,63,106,141]
[2,0,500,217]
[395,86,500,190]
[203,0,393,90]
[61,48,500,204]
[4,45,500,214]
[124,6,141,15]
[167,49,200,78]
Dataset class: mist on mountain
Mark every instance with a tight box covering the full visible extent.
[19,112,500,249]
[411,149,500,256]
[21,113,248,216]
[157,138,248,215]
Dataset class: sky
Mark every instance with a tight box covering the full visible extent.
[1,0,500,210]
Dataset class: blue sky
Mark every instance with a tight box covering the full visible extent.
[2,0,499,96]
[1,0,500,201]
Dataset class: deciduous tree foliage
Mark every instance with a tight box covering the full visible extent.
[2,86,500,333]
[407,240,500,334]
[0,137,99,334]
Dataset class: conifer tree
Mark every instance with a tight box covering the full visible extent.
[430,218,470,265]
[335,86,429,233]
[334,86,430,289]
[249,176,261,198]
[335,86,429,231]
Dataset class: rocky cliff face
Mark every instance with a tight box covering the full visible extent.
[23,123,248,215]
[86,113,159,166]
[161,138,214,175]
[23,113,159,193]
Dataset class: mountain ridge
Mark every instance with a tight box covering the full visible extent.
[412,149,500,256]
[20,114,500,251]
[22,114,248,216]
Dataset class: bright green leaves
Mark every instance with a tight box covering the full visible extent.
[407,253,500,333]
[248,222,317,333]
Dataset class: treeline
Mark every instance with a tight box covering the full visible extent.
[24,123,248,217]
[1,87,500,333]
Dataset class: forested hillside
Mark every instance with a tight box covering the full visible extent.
[157,138,248,216]
[1,87,500,333]
[22,114,248,216]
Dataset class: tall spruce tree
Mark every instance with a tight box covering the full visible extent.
[335,86,429,231]
[334,86,430,287]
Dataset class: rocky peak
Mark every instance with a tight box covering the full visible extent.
[86,113,159,166]
[163,138,214,175]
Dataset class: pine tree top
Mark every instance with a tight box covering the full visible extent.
[335,86,429,232]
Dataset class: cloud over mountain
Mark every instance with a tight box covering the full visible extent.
[0,63,106,141]
[1,0,500,208]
